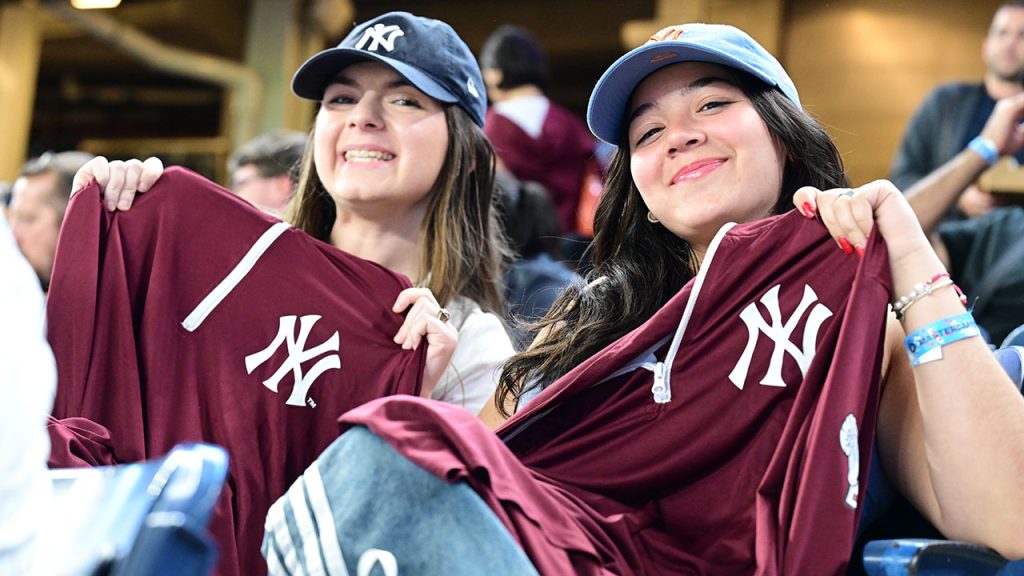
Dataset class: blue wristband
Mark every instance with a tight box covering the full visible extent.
[968,135,999,166]
[904,312,981,367]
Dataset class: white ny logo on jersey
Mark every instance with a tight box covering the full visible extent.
[245,315,340,407]
[355,23,406,52]
[728,284,833,390]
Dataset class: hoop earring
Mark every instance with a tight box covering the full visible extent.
[647,211,659,224]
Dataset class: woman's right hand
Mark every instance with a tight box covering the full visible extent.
[72,156,164,211]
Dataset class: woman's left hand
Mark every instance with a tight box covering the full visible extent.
[793,180,933,265]
[392,288,458,399]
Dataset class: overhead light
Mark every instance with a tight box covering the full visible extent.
[71,0,122,9]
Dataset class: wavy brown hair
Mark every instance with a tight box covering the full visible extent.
[495,70,849,416]
[287,105,508,313]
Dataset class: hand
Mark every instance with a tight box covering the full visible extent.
[956,184,996,218]
[980,91,1024,157]
[72,156,164,212]
[794,180,932,266]
[392,288,458,399]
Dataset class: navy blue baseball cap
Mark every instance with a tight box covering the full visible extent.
[587,23,800,145]
[292,11,487,127]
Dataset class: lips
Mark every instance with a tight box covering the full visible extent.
[672,158,725,184]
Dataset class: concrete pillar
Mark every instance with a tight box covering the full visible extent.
[0,3,43,181]
[243,0,355,134]
[243,0,305,134]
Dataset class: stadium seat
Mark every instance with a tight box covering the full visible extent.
[859,346,1024,575]
[1002,324,1024,348]
[44,443,228,576]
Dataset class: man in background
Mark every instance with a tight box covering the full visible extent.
[890,2,1024,220]
[227,130,306,217]
[9,151,94,292]
[894,3,1024,345]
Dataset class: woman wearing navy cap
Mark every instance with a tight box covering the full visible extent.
[74,12,514,414]
[264,22,1024,576]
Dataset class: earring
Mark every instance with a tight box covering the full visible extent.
[647,211,659,224]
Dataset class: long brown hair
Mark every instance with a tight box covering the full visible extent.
[287,105,509,314]
[495,70,848,416]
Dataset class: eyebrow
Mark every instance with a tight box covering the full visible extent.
[627,76,735,127]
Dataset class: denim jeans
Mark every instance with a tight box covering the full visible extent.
[263,426,540,576]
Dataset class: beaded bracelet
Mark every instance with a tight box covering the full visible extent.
[892,272,968,320]
[904,312,981,367]
[968,135,1000,166]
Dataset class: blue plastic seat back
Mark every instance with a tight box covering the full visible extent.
[46,443,228,576]
[994,346,1023,392]
[1000,324,1024,348]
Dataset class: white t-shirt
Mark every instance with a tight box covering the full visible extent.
[0,214,55,575]
[430,296,514,415]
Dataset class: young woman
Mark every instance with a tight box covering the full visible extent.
[73,12,514,414]
[265,23,1024,576]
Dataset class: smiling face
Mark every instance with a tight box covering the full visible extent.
[627,62,785,252]
[313,61,449,218]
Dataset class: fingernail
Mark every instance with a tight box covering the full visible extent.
[854,245,864,259]
[838,237,853,256]
[800,202,815,219]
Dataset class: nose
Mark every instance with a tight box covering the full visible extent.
[665,122,706,156]
[347,95,383,130]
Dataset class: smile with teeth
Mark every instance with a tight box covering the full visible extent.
[344,150,395,162]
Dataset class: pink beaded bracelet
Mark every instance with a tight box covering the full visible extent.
[892,272,968,320]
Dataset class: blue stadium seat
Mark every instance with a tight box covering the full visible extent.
[860,346,1024,575]
[45,443,228,576]
[1002,325,1024,349]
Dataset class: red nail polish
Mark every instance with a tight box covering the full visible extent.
[838,237,853,255]
[854,245,864,259]
[801,202,815,219]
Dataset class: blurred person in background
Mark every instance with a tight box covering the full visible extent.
[496,168,579,349]
[9,151,94,292]
[228,129,307,217]
[479,25,596,246]
[890,2,1024,221]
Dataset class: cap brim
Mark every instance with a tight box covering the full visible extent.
[587,42,788,145]
[292,48,459,105]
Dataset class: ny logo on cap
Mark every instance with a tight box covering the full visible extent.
[647,25,687,44]
[355,23,405,52]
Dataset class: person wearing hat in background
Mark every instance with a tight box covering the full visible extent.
[74,12,515,417]
[262,23,1024,575]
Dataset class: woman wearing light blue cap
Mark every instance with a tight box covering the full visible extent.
[486,21,1024,564]
[260,23,1024,575]
[74,12,515,413]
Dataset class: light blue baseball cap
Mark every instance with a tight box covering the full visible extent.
[587,23,800,145]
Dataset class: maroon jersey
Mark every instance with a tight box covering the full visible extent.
[46,167,425,576]
[485,102,594,233]
[341,210,892,575]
